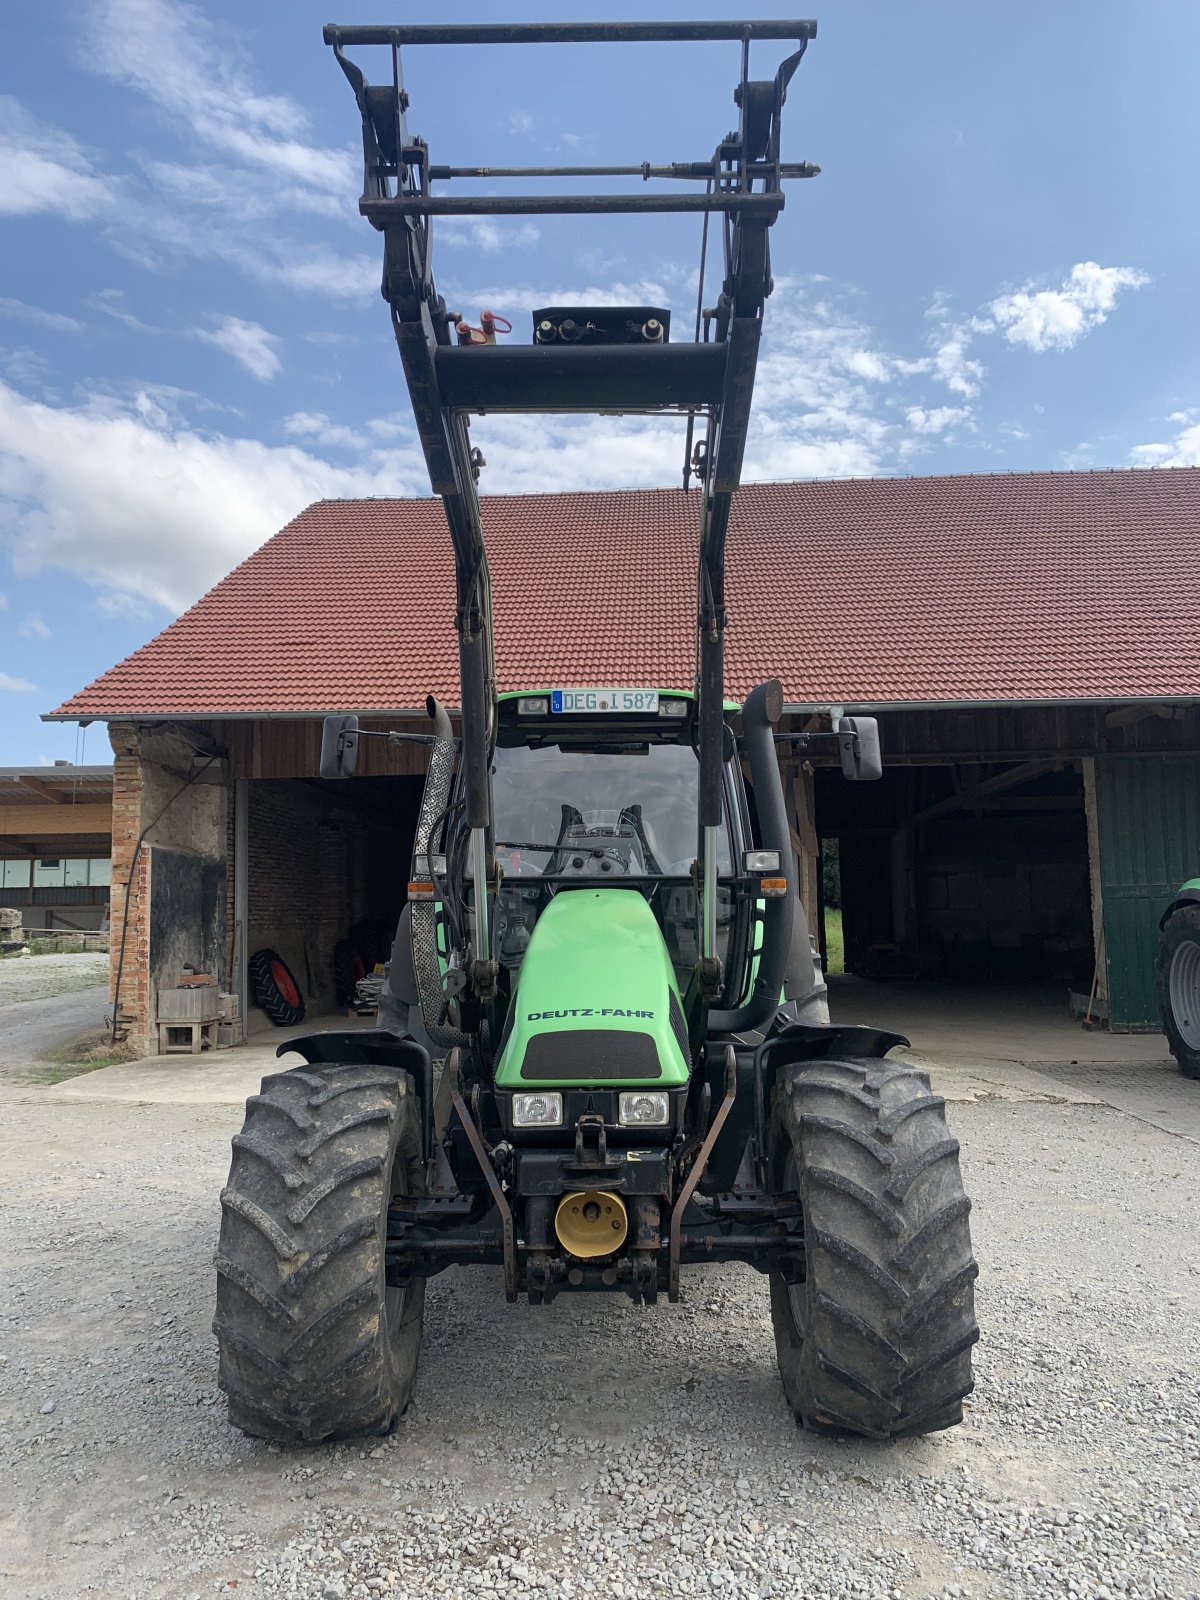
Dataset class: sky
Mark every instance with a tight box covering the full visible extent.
[1,0,1198,765]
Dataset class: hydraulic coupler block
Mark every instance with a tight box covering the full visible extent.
[530,306,671,345]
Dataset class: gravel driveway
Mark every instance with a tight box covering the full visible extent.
[1,1081,1197,1600]
[0,953,110,1082]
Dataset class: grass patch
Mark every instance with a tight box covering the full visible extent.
[823,907,845,976]
[18,1029,138,1086]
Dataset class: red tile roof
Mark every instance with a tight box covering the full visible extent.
[50,468,1200,719]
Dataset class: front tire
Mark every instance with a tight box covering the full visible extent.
[1157,906,1200,1079]
[214,1062,425,1443]
[768,1057,978,1439]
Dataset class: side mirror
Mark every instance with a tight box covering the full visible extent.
[837,715,882,782]
[320,713,360,779]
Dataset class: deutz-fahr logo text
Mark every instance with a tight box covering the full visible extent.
[527,1009,655,1020]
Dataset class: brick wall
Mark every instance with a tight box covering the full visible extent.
[107,724,230,1052]
[246,780,416,1017]
[108,725,149,1042]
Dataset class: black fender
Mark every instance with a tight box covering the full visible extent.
[1160,890,1200,931]
[702,1022,909,1192]
[277,1029,434,1163]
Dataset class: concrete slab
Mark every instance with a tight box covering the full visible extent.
[31,1011,377,1106]
[829,974,1171,1067]
[1026,1060,1200,1145]
[20,982,1194,1148]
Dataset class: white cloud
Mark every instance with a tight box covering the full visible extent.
[921,297,987,398]
[1130,417,1200,468]
[987,262,1149,353]
[197,316,282,381]
[282,412,362,450]
[905,405,971,435]
[85,0,354,195]
[0,298,86,334]
[440,220,542,255]
[0,378,426,611]
[0,96,119,220]
[17,613,50,640]
[88,289,162,333]
[0,672,38,693]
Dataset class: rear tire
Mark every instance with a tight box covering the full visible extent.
[768,1057,978,1439]
[248,947,306,1027]
[1156,906,1200,1079]
[214,1062,425,1443]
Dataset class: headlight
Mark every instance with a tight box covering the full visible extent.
[512,1092,563,1127]
[618,1091,670,1127]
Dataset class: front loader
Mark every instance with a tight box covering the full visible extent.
[215,19,979,1445]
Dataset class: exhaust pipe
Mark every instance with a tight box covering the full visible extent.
[707,678,795,1035]
[426,694,453,742]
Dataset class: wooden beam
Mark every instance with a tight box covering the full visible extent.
[908,760,1062,829]
[16,775,73,804]
[0,803,112,837]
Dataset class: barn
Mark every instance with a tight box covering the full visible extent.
[48,468,1200,1051]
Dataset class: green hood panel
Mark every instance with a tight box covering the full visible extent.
[495,889,690,1089]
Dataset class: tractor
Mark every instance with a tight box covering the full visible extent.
[1157,878,1200,1078]
[214,18,978,1445]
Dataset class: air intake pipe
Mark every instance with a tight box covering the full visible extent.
[706,678,795,1035]
[408,693,465,1049]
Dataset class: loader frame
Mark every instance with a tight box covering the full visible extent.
[325,19,819,1030]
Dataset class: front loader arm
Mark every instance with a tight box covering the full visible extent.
[326,18,818,1040]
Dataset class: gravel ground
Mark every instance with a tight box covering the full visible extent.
[0,1089,1197,1600]
[0,951,109,1005]
[0,953,110,1083]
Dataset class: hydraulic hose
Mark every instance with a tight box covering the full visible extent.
[707,678,795,1035]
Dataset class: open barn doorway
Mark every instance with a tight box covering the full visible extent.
[815,759,1093,992]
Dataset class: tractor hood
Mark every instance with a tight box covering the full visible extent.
[494,889,690,1089]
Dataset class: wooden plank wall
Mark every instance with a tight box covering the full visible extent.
[203,719,433,781]
[791,704,1200,767]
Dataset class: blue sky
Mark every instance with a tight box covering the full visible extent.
[1,0,1197,764]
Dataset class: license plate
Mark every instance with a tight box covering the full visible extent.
[551,689,659,715]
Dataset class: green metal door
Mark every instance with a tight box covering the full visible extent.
[1095,754,1200,1030]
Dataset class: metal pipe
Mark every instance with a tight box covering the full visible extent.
[427,162,819,182]
[668,1046,737,1301]
[425,694,453,742]
[708,679,796,1035]
[702,825,719,962]
[448,1051,517,1301]
[325,22,817,47]
[470,827,490,967]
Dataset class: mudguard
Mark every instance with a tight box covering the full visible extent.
[278,1030,434,1162]
[1160,879,1200,930]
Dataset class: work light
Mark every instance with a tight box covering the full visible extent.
[512,1092,563,1127]
[618,1091,670,1127]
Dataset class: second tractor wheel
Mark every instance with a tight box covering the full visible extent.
[768,1056,979,1439]
[1156,905,1200,1079]
[214,1062,425,1443]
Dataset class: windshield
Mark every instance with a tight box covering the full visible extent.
[491,741,734,878]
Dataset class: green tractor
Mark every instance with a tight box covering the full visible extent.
[1157,879,1200,1078]
[214,18,978,1446]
